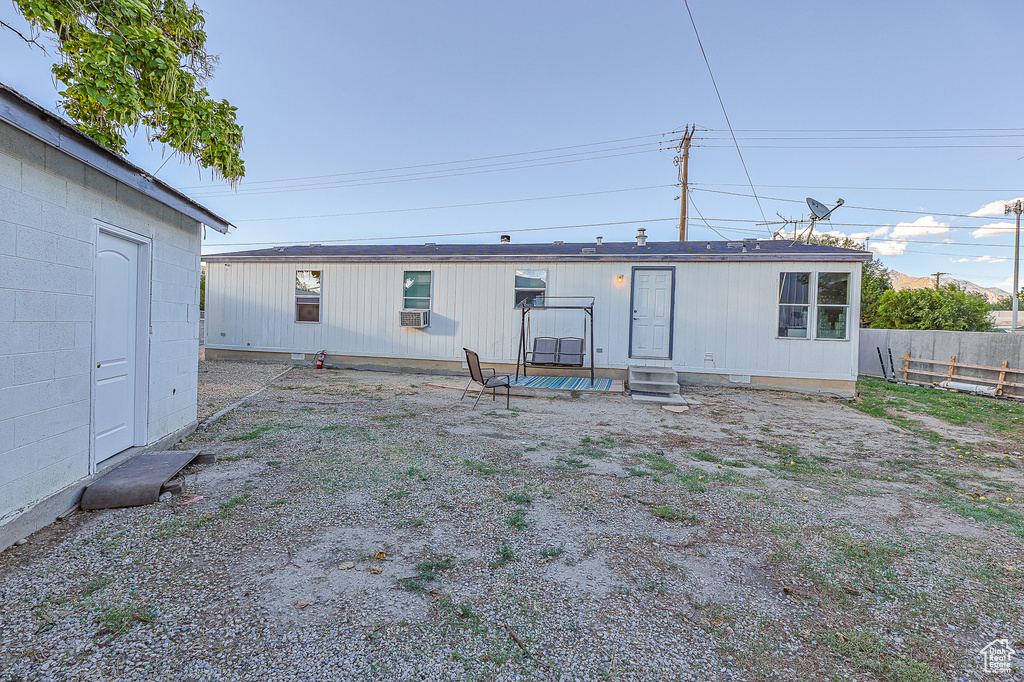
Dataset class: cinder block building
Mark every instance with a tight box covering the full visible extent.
[0,83,231,550]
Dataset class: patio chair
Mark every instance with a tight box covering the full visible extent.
[555,337,585,366]
[526,337,558,364]
[461,348,511,409]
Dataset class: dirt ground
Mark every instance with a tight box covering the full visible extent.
[1,362,1022,681]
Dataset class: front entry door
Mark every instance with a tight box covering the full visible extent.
[630,268,673,359]
[94,232,139,462]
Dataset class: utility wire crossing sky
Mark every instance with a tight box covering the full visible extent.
[1,0,1022,291]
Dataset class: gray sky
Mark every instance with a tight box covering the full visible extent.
[2,0,1023,290]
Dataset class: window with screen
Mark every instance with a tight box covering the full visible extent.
[778,272,810,338]
[403,271,432,309]
[295,270,321,322]
[514,270,547,307]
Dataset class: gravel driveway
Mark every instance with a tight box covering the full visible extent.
[1,362,1021,681]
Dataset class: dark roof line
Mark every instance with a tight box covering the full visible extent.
[203,240,874,263]
[0,82,233,233]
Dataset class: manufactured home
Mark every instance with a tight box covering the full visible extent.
[204,235,871,396]
[0,84,231,549]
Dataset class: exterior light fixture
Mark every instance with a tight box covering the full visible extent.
[616,274,624,283]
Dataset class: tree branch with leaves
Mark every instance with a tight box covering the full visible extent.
[7,0,244,183]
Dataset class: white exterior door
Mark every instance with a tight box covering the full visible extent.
[94,232,139,462]
[630,268,673,359]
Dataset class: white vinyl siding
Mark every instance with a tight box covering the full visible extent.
[205,259,862,383]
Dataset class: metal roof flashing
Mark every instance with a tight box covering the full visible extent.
[203,240,874,263]
[0,82,233,234]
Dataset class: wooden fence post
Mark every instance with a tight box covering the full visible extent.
[902,352,911,382]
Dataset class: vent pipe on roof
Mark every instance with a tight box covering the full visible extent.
[596,236,603,245]
[500,234,511,243]
[636,228,647,246]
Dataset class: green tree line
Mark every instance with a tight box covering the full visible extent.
[810,235,997,332]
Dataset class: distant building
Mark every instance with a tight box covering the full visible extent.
[990,311,1023,332]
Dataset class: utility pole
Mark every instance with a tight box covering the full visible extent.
[1006,200,1023,333]
[675,125,695,241]
[929,272,948,290]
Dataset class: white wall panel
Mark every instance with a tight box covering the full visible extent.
[206,258,862,382]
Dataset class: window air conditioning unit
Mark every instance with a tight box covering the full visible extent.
[400,309,430,328]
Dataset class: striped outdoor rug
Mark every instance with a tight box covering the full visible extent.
[509,375,614,391]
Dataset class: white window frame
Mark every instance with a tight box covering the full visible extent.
[514,269,548,307]
[403,270,433,310]
[777,271,811,340]
[815,272,851,341]
[777,270,851,342]
[295,270,322,323]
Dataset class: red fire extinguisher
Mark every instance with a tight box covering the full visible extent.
[314,350,327,369]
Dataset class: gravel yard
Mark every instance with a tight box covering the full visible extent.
[1,363,1023,681]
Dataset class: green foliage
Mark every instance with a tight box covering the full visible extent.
[12,0,244,181]
[651,505,698,524]
[855,376,1024,442]
[489,542,516,569]
[539,543,565,558]
[990,288,1024,310]
[809,234,891,326]
[874,284,995,331]
[199,274,205,312]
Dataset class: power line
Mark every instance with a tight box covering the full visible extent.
[691,187,1017,220]
[201,217,679,251]
[233,185,675,222]
[715,127,1024,133]
[686,193,728,240]
[177,131,683,191]
[697,133,1024,141]
[694,182,1024,193]
[202,214,1016,252]
[186,148,669,199]
[692,143,1024,149]
[683,0,768,228]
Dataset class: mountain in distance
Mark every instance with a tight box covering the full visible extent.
[887,270,1010,304]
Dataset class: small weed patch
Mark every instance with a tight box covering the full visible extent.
[539,543,565,558]
[651,506,698,524]
[399,554,454,592]
[638,453,678,474]
[554,456,588,470]
[674,472,707,493]
[82,575,113,596]
[507,511,531,529]
[693,451,721,463]
[506,491,533,505]
[489,542,516,569]
[462,459,502,476]
[229,425,274,441]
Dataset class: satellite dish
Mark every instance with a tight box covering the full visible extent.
[806,197,831,220]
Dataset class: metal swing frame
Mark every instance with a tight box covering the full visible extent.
[514,296,596,386]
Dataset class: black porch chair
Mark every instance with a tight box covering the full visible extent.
[461,348,511,409]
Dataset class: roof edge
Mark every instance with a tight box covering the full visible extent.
[0,83,233,234]
[203,252,874,264]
